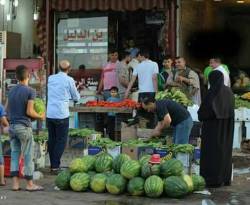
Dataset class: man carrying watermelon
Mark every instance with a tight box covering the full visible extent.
[141,97,193,144]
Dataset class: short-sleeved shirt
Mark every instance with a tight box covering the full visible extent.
[133,59,159,93]
[8,84,36,127]
[155,100,190,126]
[116,61,129,95]
[102,61,119,90]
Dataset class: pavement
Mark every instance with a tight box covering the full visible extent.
[0,172,250,205]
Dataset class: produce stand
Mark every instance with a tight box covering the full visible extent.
[70,106,134,141]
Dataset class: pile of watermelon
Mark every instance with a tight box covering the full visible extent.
[55,153,206,198]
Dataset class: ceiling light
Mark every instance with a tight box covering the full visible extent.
[33,12,39,20]
[236,0,245,3]
[6,13,11,21]
[0,0,5,6]
[13,0,18,7]
[213,0,222,2]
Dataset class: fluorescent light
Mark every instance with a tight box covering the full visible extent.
[33,13,39,20]
[13,0,18,7]
[6,13,11,21]
[236,0,245,3]
[0,0,5,6]
[213,0,222,1]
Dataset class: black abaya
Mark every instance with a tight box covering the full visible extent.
[198,71,234,187]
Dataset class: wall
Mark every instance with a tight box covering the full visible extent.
[0,0,34,58]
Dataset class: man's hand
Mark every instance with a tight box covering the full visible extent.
[152,128,161,137]
[40,112,46,121]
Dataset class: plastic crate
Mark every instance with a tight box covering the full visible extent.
[88,146,102,155]
[4,156,24,177]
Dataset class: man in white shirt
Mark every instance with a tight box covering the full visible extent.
[125,49,159,100]
[209,58,231,87]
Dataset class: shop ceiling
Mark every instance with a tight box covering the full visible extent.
[193,0,250,5]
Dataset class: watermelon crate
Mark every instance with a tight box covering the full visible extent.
[107,146,121,158]
[68,137,87,149]
[154,148,168,157]
[122,146,154,160]
[175,153,191,167]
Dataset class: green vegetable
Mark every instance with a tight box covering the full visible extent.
[55,170,71,190]
[113,154,131,173]
[106,174,127,195]
[127,177,145,196]
[70,173,90,192]
[191,174,206,191]
[173,144,194,154]
[120,160,141,179]
[160,159,184,177]
[144,175,164,198]
[164,176,189,198]
[90,173,107,193]
[95,153,113,173]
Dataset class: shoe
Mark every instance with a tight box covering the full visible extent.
[50,168,61,175]
[25,185,44,192]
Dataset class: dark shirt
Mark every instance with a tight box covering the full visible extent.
[8,84,36,127]
[155,100,190,126]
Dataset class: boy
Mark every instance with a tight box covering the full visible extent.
[106,87,121,140]
[8,65,45,191]
[0,104,9,186]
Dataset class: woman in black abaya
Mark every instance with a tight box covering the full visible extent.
[198,70,234,187]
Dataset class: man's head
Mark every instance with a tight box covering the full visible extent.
[16,65,29,82]
[110,86,119,98]
[78,64,86,71]
[109,50,118,63]
[137,49,150,62]
[209,58,221,69]
[175,57,186,70]
[163,56,173,69]
[120,51,131,63]
[141,97,156,112]
[59,60,71,72]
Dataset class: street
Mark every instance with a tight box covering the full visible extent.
[0,173,250,205]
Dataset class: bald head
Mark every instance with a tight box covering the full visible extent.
[59,60,71,72]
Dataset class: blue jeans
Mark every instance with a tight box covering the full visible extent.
[0,138,3,165]
[47,118,69,169]
[9,124,34,180]
[173,116,193,144]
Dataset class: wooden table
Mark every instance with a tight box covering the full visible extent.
[70,106,133,114]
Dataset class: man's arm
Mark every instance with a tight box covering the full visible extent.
[152,114,172,137]
[26,100,45,120]
[97,72,104,94]
[0,116,9,127]
[69,79,80,102]
[124,75,137,99]
[152,73,158,92]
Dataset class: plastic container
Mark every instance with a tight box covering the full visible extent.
[149,154,161,164]
[4,156,24,177]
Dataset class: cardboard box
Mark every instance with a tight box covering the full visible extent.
[154,148,168,157]
[122,146,154,160]
[68,137,87,149]
[88,146,102,155]
[176,153,191,167]
[107,146,121,158]
[137,128,154,139]
[121,122,137,142]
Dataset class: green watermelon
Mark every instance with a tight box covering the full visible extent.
[164,176,189,198]
[70,173,90,192]
[151,164,160,176]
[90,173,107,193]
[55,170,71,190]
[127,177,145,196]
[95,153,113,173]
[139,155,151,165]
[160,159,184,177]
[141,163,151,178]
[120,160,141,179]
[144,175,164,198]
[106,174,127,195]
[182,174,194,193]
[34,98,45,115]
[87,171,96,179]
[69,158,85,173]
[82,155,96,171]
[113,154,131,173]
[191,174,206,191]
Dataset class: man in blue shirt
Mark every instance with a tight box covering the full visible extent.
[47,60,80,173]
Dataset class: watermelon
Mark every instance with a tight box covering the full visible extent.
[106,174,127,195]
[55,170,71,190]
[87,171,96,179]
[160,159,184,177]
[82,155,96,171]
[191,174,206,191]
[69,158,85,173]
[113,154,131,173]
[139,155,151,165]
[164,176,189,198]
[70,173,90,192]
[120,160,141,179]
[182,174,194,193]
[90,173,107,193]
[95,153,113,173]
[144,175,164,198]
[141,163,161,178]
[127,177,145,196]
[34,98,45,115]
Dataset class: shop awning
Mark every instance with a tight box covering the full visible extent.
[51,0,167,11]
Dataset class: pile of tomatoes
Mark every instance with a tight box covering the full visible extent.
[85,99,141,109]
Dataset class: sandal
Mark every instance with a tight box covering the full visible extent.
[0,180,6,186]
[25,185,44,192]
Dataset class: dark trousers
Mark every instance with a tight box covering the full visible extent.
[47,118,69,169]
[107,116,115,141]
[137,92,156,128]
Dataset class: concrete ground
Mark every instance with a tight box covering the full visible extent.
[0,172,250,205]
